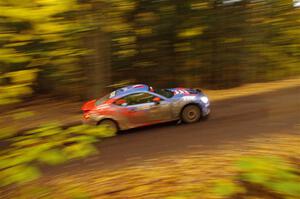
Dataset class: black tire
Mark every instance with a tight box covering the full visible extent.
[98,119,118,134]
[181,105,202,123]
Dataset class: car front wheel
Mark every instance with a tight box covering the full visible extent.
[98,119,118,134]
[181,105,201,123]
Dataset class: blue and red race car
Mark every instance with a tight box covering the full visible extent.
[82,84,210,133]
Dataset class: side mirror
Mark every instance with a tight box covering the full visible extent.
[153,97,161,105]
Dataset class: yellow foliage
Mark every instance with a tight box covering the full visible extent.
[135,28,153,36]
[0,48,31,63]
[0,7,38,21]
[159,5,175,12]
[175,43,192,52]
[36,0,71,6]
[178,27,205,38]
[2,84,33,97]
[12,111,35,120]
[0,33,12,40]
[112,0,136,12]
[0,0,77,23]
[0,96,20,105]
[10,34,34,42]
[103,23,131,33]
[113,36,136,45]
[0,0,94,106]
[35,22,70,34]
[4,42,30,47]
[223,38,243,43]
[191,2,209,10]
[283,29,300,36]
[39,34,65,42]
[263,18,284,24]
[114,49,137,58]
[136,12,158,22]
[0,126,16,139]
[7,69,39,84]
[46,48,77,57]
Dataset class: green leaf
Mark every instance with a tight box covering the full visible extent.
[85,126,116,138]
[12,137,42,147]
[38,149,67,165]
[0,165,40,186]
[178,27,205,38]
[66,125,89,134]
[64,143,97,159]
[213,179,245,197]
[270,181,300,197]
[0,126,16,139]
[25,123,62,137]
[240,172,268,184]
[65,135,98,144]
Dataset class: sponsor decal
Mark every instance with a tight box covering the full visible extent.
[174,89,190,95]
[182,96,196,101]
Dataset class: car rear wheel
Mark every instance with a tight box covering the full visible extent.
[181,105,201,123]
[98,119,118,134]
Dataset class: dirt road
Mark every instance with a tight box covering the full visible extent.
[45,86,300,174]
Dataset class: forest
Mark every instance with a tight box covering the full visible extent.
[1,0,300,104]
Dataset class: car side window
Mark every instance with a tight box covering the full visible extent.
[116,93,156,106]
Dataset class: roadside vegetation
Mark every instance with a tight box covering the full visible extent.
[2,132,299,199]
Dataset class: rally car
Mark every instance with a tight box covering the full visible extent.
[82,84,210,133]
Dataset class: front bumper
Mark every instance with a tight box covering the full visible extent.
[82,117,98,126]
[202,103,210,116]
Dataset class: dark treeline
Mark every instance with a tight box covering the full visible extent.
[110,0,300,90]
[0,0,300,103]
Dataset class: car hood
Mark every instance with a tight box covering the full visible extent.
[81,99,96,111]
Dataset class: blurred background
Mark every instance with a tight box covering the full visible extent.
[1,0,300,102]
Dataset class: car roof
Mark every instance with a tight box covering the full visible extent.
[112,84,149,98]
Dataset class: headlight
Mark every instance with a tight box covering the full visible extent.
[200,96,209,103]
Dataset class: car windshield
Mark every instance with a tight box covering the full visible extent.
[152,88,174,98]
[95,94,110,106]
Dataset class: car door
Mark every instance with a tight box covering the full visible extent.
[115,92,171,127]
[147,94,172,123]
[114,92,154,127]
